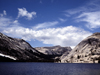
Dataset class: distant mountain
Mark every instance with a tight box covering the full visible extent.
[0,32,54,62]
[61,32,100,63]
[35,45,71,55]
[35,46,72,62]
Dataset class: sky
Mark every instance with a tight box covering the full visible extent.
[0,0,100,48]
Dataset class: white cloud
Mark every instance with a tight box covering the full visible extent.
[0,16,92,48]
[0,17,11,27]
[64,14,70,17]
[0,10,7,17]
[33,21,59,30]
[0,14,3,17]
[13,20,18,23]
[59,18,67,22]
[3,10,7,15]
[0,16,20,32]
[0,10,92,48]
[65,0,100,16]
[65,7,84,15]
[64,0,100,30]
[77,11,100,29]
[17,8,36,20]
[4,26,91,48]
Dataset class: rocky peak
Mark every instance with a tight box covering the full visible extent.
[92,32,100,36]
[53,45,61,47]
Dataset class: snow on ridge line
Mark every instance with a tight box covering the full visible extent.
[0,53,16,60]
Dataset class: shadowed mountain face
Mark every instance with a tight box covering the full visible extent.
[0,32,54,62]
[61,33,100,63]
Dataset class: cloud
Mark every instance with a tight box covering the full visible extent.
[77,11,100,29]
[64,0,100,30]
[59,18,67,22]
[0,10,7,17]
[5,25,92,48]
[0,16,92,48]
[0,17,11,27]
[33,21,59,30]
[0,14,3,17]
[65,0,100,16]
[64,14,70,17]
[32,26,91,48]
[65,7,84,15]
[3,10,7,15]
[0,16,20,33]
[13,20,18,23]
[17,8,36,20]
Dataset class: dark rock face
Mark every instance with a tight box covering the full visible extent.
[0,32,54,62]
[61,32,100,63]
[35,46,72,62]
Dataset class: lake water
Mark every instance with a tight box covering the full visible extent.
[0,62,100,75]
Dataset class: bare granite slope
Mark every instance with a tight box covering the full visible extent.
[61,33,100,63]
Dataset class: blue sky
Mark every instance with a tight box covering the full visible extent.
[0,0,100,48]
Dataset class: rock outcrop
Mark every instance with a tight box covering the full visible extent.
[0,32,54,62]
[61,32,100,63]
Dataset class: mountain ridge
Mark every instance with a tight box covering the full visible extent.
[1,32,100,63]
[35,45,71,55]
[0,32,54,62]
[0,32,71,62]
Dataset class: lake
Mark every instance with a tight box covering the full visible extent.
[0,62,100,75]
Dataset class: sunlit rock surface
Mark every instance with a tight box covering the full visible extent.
[61,33,100,63]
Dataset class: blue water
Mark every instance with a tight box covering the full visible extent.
[0,63,100,75]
